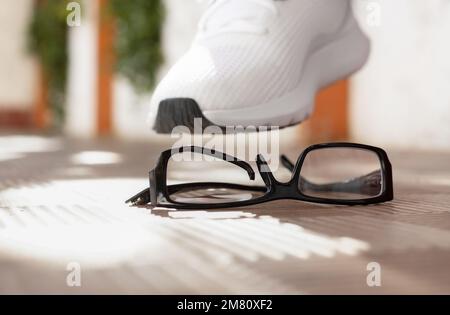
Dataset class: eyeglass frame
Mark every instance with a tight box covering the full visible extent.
[126,142,393,210]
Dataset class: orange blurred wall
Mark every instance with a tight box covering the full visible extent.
[299,80,348,143]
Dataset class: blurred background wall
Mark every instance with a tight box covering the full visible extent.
[0,0,449,151]
[66,0,98,138]
[0,0,36,127]
[351,0,450,150]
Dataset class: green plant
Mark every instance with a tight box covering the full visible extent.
[28,0,69,125]
[28,0,165,126]
[109,0,165,92]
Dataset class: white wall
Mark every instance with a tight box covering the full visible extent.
[351,0,450,150]
[0,0,36,110]
[65,0,98,137]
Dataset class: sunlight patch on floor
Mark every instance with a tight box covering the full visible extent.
[70,151,123,165]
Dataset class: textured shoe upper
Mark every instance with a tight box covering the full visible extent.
[151,0,352,112]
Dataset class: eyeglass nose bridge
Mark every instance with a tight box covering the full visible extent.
[270,181,300,198]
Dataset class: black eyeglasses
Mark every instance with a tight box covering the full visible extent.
[126,143,393,210]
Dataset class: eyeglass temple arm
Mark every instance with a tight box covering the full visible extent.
[280,154,295,172]
[126,187,150,206]
[280,155,381,195]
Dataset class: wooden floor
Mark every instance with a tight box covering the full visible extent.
[0,134,449,294]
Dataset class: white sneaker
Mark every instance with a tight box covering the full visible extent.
[150,0,370,133]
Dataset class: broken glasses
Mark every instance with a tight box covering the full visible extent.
[126,143,393,209]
